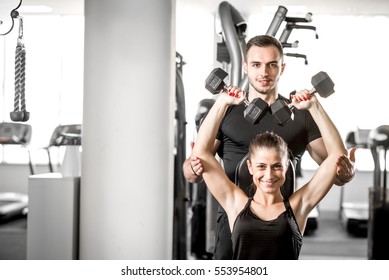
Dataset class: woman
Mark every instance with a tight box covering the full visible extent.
[192,87,348,259]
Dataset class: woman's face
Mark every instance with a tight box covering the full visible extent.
[247,147,287,194]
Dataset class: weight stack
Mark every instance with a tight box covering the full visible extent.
[367,125,389,259]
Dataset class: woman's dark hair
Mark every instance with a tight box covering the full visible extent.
[248,132,288,161]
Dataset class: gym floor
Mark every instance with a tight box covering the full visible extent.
[0,216,27,260]
[0,210,368,260]
[300,210,367,259]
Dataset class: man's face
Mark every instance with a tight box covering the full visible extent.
[243,45,285,95]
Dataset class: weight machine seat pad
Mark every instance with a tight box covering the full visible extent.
[0,192,28,218]
[49,124,82,146]
[369,125,389,148]
[0,122,32,145]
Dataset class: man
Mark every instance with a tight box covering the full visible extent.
[183,35,356,259]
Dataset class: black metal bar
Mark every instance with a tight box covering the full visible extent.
[266,6,288,36]
[218,1,247,86]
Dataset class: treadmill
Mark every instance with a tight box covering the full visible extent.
[0,122,32,222]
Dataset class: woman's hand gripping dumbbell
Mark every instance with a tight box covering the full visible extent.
[205,68,269,124]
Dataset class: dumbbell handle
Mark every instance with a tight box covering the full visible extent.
[242,99,250,106]
[223,87,269,125]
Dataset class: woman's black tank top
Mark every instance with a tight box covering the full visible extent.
[231,197,302,260]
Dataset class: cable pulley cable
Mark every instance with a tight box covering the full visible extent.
[10,15,29,122]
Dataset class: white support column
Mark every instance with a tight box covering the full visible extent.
[80,0,176,259]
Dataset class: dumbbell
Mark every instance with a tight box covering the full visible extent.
[205,68,268,125]
[270,71,335,125]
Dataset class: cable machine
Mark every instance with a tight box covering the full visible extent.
[1,0,30,122]
[367,125,389,259]
[0,0,31,222]
[173,52,188,259]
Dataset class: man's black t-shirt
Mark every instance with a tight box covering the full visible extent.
[216,94,321,184]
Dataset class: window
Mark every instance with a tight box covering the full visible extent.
[275,15,389,171]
